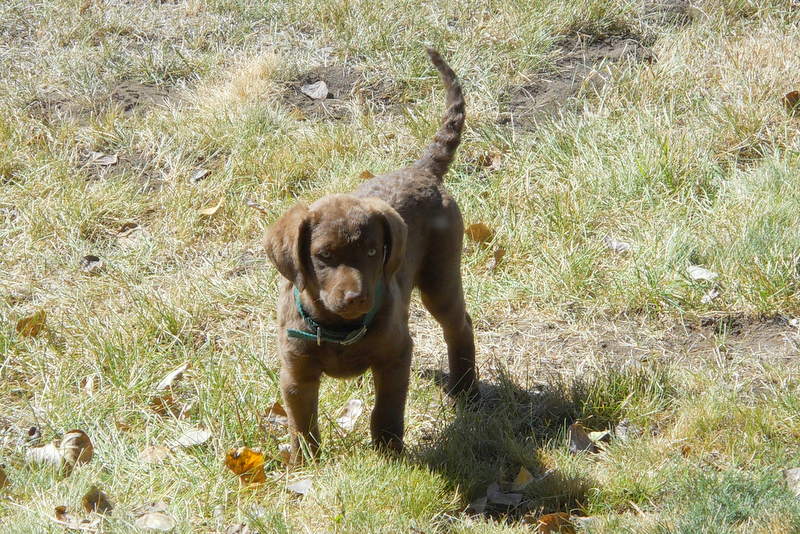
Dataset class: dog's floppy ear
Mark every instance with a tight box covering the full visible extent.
[364,199,407,279]
[263,203,313,291]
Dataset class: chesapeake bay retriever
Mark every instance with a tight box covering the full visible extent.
[264,49,477,460]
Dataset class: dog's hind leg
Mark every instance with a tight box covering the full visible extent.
[419,273,478,400]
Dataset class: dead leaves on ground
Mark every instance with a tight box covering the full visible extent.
[225,447,266,484]
[465,222,494,244]
[16,309,46,337]
[198,199,223,216]
[785,90,800,115]
[27,429,94,474]
[81,485,113,514]
[336,399,364,432]
[533,512,576,533]
[139,445,171,464]
[150,362,193,418]
[133,502,176,531]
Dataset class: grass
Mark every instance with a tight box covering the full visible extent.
[2,0,800,532]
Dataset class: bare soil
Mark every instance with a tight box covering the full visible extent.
[503,35,652,128]
[281,64,399,121]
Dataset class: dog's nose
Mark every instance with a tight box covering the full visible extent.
[343,290,366,306]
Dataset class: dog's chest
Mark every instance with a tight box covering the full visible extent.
[311,345,373,379]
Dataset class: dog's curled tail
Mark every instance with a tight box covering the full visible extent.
[413,48,465,181]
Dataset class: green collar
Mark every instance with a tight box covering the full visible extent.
[287,282,384,346]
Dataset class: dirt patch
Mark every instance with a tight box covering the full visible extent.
[410,306,800,386]
[502,36,652,128]
[109,80,173,113]
[281,65,398,121]
[26,81,174,124]
[644,0,699,26]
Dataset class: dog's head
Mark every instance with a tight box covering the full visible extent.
[264,194,407,320]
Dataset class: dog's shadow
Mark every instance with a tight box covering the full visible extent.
[410,368,621,519]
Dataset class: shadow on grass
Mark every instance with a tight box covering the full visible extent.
[412,365,673,521]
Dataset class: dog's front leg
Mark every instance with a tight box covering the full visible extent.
[280,363,322,464]
[370,340,412,453]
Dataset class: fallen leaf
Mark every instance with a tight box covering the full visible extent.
[358,170,375,180]
[536,512,575,534]
[286,478,313,495]
[172,428,211,448]
[156,362,190,391]
[225,447,266,484]
[476,151,503,170]
[16,310,46,337]
[687,265,718,282]
[81,485,113,514]
[465,223,494,244]
[785,91,800,114]
[278,443,292,465]
[80,255,103,274]
[511,466,534,491]
[680,444,692,457]
[139,445,171,464]
[225,524,257,534]
[486,482,523,507]
[701,287,721,304]
[487,246,505,271]
[0,465,8,489]
[134,511,176,531]
[587,430,612,444]
[785,468,800,497]
[88,152,118,166]
[190,169,210,184]
[117,222,140,237]
[265,401,288,430]
[198,199,223,216]
[336,399,364,432]
[115,420,133,432]
[26,425,42,445]
[605,237,632,254]
[300,80,329,100]
[60,430,94,472]
[568,423,599,454]
[27,441,63,468]
[150,394,181,417]
[80,374,99,395]
[246,199,270,216]
[53,506,100,532]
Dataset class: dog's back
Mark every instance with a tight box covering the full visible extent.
[355,48,466,292]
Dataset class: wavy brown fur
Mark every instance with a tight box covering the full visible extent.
[412,48,466,181]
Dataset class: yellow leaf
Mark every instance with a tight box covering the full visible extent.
[199,199,223,216]
[225,447,266,484]
[511,466,534,491]
[536,512,575,533]
[16,310,46,337]
[358,170,375,180]
[465,223,494,244]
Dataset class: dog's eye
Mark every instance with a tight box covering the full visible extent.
[367,248,377,257]
[319,251,332,259]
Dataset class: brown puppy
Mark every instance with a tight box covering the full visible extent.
[264,49,477,461]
